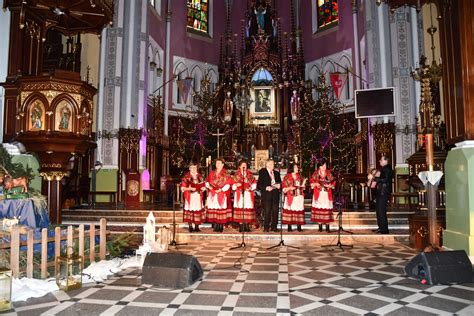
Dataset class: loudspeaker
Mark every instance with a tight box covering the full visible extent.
[404,250,473,285]
[142,253,203,288]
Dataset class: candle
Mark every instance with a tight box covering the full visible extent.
[426,133,434,171]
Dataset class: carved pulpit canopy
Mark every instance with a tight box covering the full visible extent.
[4,0,114,35]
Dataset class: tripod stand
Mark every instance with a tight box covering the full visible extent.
[322,181,352,250]
[268,168,299,250]
[170,185,187,247]
[231,169,249,250]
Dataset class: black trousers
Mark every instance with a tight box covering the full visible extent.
[375,194,390,232]
[262,191,280,230]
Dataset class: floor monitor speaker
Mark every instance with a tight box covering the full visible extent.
[404,250,472,285]
[142,252,203,288]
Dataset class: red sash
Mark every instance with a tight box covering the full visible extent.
[283,173,303,207]
[208,169,230,207]
[181,172,204,204]
[233,170,256,205]
[310,170,335,201]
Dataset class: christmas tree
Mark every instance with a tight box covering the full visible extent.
[170,73,234,174]
[294,73,356,177]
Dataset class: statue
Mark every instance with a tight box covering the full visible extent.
[59,106,71,130]
[223,91,233,122]
[2,175,28,193]
[255,5,267,30]
[268,144,274,158]
[290,90,300,121]
[251,144,256,161]
[143,212,156,245]
[31,104,42,129]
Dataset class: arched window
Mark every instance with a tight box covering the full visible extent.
[251,68,273,86]
[316,0,339,29]
[187,0,209,34]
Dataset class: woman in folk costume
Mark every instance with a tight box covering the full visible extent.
[232,160,257,232]
[180,163,206,232]
[282,163,306,232]
[206,158,232,232]
[310,158,335,232]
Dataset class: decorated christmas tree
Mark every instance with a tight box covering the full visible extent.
[170,73,234,174]
[294,73,356,177]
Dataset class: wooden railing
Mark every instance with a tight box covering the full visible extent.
[1,218,107,279]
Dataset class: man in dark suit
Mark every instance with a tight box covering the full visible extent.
[368,155,393,234]
[257,159,282,232]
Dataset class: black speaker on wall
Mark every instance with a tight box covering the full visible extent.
[404,250,473,285]
[142,253,203,288]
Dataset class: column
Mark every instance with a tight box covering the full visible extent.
[389,6,417,171]
[0,9,10,143]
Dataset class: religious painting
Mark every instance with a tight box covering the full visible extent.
[28,100,45,131]
[55,101,73,132]
[255,149,269,171]
[250,87,276,123]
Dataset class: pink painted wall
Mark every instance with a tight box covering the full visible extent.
[300,0,356,62]
[148,2,166,48]
[168,0,226,63]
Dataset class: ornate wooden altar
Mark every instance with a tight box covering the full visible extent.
[217,0,304,159]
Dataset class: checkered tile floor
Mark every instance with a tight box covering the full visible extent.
[6,241,474,315]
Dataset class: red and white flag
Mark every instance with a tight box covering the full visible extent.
[330,72,348,100]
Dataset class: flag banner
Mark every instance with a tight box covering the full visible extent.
[330,72,348,100]
[178,77,193,103]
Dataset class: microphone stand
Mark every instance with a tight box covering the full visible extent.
[268,164,299,250]
[322,178,352,250]
[231,168,247,250]
[170,184,187,247]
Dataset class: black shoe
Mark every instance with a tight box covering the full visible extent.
[378,230,389,234]
[326,224,330,232]
[297,225,303,232]
[272,228,280,232]
[245,224,251,232]
[263,228,269,232]
[288,225,293,232]
[319,224,323,232]
[194,225,201,232]
[188,224,194,233]
[372,228,380,233]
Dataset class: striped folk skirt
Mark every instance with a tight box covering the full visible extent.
[282,195,305,225]
[311,191,334,223]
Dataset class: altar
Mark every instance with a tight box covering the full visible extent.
[0,198,50,229]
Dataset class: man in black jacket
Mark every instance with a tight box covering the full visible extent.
[257,159,282,232]
[368,155,393,234]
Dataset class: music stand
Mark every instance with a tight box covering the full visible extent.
[268,164,299,250]
[322,179,353,250]
[231,169,248,250]
[170,184,187,247]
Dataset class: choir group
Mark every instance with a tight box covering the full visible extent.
[180,157,336,233]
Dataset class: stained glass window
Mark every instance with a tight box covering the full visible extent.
[316,0,339,29]
[187,0,209,34]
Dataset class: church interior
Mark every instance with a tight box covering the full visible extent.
[0,0,473,315]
